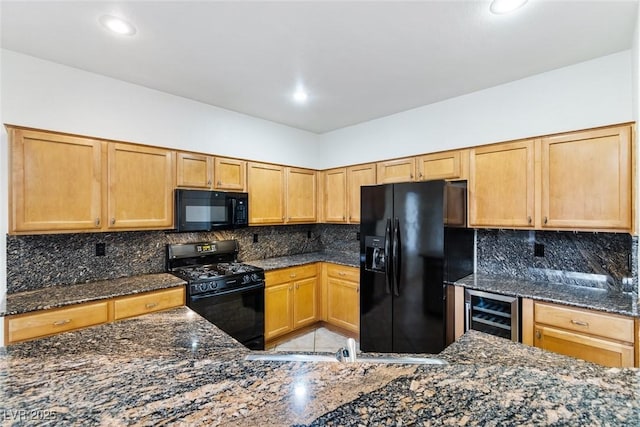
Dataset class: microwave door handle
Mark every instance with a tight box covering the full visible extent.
[230,198,237,224]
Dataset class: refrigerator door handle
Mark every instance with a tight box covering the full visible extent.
[384,218,392,294]
[392,218,401,296]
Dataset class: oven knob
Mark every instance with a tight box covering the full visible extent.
[251,273,260,282]
[198,283,208,293]
[242,274,251,284]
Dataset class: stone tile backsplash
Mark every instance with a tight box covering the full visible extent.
[476,229,636,293]
[6,224,358,293]
[7,224,637,297]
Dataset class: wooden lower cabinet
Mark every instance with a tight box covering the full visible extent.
[532,301,636,367]
[5,301,109,344]
[264,264,318,341]
[113,287,185,320]
[4,287,185,345]
[323,264,359,333]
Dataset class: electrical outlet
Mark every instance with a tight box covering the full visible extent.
[253,233,259,243]
[534,243,544,257]
[95,243,106,256]
[356,232,360,241]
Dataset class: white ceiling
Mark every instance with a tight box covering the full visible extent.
[1,1,638,134]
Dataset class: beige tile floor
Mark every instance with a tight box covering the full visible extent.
[272,327,359,353]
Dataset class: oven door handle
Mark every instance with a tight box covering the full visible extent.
[190,282,265,301]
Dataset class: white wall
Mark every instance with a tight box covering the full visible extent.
[1,49,320,168]
[318,51,634,169]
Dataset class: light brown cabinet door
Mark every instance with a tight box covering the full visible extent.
[247,162,285,224]
[324,168,348,223]
[469,140,534,228]
[214,157,246,191]
[265,282,293,340]
[113,287,185,320]
[347,163,376,223]
[416,150,466,181]
[541,125,632,231]
[107,143,174,229]
[534,325,634,368]
[286,167,317,223]
[376,157,415,184]
[293,277,317,328]
[10,128,103,233]
[6,301,109,344]
[326,277,359,333]
[176,152,212,189]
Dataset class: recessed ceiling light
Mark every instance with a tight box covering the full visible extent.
[293,89,308,103]
[99,15,137,36]
[490,0,528,15]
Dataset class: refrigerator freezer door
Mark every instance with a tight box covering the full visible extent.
[360,184,393,352]
[392,181,446,354]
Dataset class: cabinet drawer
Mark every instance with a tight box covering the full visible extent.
[265,264,318,286]
[326,264,359,282]
[535,325,635,368]
[6,301,109,344]
[113,287,185,320]
[534,302,634,343]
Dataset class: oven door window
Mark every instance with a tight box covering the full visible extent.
[189,286,265,349]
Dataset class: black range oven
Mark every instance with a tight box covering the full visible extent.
[166,240,265,350]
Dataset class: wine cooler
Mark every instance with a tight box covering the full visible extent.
[465,289,520,342]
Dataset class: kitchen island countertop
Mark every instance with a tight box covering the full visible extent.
[1,307,637,426]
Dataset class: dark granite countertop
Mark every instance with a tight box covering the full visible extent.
[245,250,359,271]
[456,273,639,317]
[1,273,186,317]
[1,308,637,426]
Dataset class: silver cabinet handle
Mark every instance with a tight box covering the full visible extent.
[418,172,423,179]
[570,319,589,327]
[338,271,346,276]
[535,330,541,339]
[290,273,297,278]
[410,173,414,179]
[295,284,299,289]
[111,218,116,225]
[544,216,548,225]
[95,218,101,226]
[53,319,71,326]
[527,216,532,224]
[207,180,212,185]
[145,302,159,309]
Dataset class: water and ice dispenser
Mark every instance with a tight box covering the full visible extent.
[364,235,386,273]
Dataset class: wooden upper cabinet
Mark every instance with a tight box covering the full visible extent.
[347,163,376,223]
[247,162,285,224]
[285,167,317,223]
[416,149,468,181]
[541,125,632,231]
[377,157,415,184]
[324,168,348,223]
[9,127,103,233]
[214,157,246,191]
[176,152,212,189]
[469,140,535,228]
[107,143,174,229]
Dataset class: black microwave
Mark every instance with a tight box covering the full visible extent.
[175,189,249,232]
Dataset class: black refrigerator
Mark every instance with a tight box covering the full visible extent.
[360,180,473,354]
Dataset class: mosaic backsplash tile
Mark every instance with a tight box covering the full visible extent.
[6,224,359,293]
[476,229,636,292]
